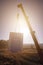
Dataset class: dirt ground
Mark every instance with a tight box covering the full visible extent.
[0,49,42,65]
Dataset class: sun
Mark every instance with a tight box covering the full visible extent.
[17,14,29,34]
[16,14,30,43]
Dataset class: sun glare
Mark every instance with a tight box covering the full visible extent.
[16,14,30,43]
[17,15,29,33]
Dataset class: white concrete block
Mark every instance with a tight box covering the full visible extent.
[9,32,23,52]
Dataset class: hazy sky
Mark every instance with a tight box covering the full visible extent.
[0,0,43,44]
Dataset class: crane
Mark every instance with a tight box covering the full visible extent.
[17,3,43,65]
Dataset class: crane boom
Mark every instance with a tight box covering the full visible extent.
[17,3,43,64]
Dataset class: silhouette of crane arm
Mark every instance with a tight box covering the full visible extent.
[17,3,43,65]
